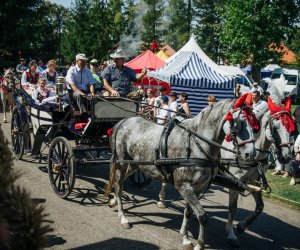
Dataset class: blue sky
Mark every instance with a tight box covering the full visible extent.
[50,0,72,7]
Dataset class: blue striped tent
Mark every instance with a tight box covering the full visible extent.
[147,51,235,115]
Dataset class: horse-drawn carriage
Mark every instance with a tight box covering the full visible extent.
[10,81,150,198]
[7,68,295,249]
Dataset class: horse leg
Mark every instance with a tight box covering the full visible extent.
[115,165,132,229]
[179,204,193,247]
[157,182,167,208]
[226,189,240,247]
[108,163,136,208]
[178,186,207,250]
[9,93,13,121]
[2,95,7,123]
[236,191,264,234]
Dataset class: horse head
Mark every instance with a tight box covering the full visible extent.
[223,105,257,161]
[3,68,18,90]
[265,113,293,164]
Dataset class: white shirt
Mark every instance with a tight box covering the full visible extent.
[169,101,178,117]
[252,99,268,119]
[157,104,170,125]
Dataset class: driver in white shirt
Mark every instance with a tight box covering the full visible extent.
[252,90,268,119]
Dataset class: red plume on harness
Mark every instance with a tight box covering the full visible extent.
[233,93,260,133]
[233,93,252,109]
[225,112,234,121]
[268,96,295,133]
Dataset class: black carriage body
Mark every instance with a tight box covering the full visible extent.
[11,89,146,198]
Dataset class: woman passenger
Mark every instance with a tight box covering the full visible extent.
[178,93,191,118]
[42,60,58,88]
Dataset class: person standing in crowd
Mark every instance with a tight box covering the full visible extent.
[66,54,96,119]
[157,95,170,125]
[138,87,148,114]
[169,91,178,118]
[290,134,300,186]
[155,86,167,117]
[37,60,47,72]
[16,58,28,79]
[234,84,242,98]
[147,88,156,119]
[21,60,39,87]
[251,82,264,96]
[202,95,217,113]
[42,60,58,88]
[293,105,300,135]
[101,49,146,97]
[178,93,191,118]
[90,59,103,94]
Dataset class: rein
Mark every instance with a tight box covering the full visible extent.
[96,95,241,155]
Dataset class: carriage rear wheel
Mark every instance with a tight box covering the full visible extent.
[11,108,24,159]
[129,170,152,187]
[48,136,76,199]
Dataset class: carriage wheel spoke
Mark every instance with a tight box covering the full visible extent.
[52,172,60,185]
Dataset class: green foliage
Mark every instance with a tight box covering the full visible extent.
[0,126,52,249]
[265,170,300,209]
[142,0,165,44]
[290,28,300,67]
[164,0,192,50]
[219,0,300,69]
[193,0,225,62]
[0,0,69,69]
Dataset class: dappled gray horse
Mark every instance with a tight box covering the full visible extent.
[222,109,293,247]
[1,69,17,122]
[105,99,256,250]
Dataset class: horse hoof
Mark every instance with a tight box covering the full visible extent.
[3,119,7,123]
[182,243,194,250]
[236,223,246,234]
[157,201,166,209]
[121,223,131,229]
[193,244,204,250]
[227,239,240,247]
[108,199,117,208]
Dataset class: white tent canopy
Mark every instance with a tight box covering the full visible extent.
[166,35,229,76]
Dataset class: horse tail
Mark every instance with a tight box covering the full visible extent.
[103,162,117,199]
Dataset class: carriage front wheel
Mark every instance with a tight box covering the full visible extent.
[11,108,25,159]
[48,136,76,199]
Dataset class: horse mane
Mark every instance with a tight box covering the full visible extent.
[184,99,234,133]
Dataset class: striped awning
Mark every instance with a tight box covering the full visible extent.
[147,51,235,114]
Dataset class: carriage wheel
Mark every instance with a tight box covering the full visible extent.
[48,136,76,199]
[11,109,24,159]
[129,170,152,187]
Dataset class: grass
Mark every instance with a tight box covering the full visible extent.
[264,168,300,210]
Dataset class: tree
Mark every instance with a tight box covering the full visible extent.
[290,27,300,67]
[219,0,300,80]
[142,0,165,45]
[193,0,225,63]
[0,0,68,69]
[60,0,93,63]
[164,0,193,50]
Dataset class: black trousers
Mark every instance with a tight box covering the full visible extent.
[73,92,87,114]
